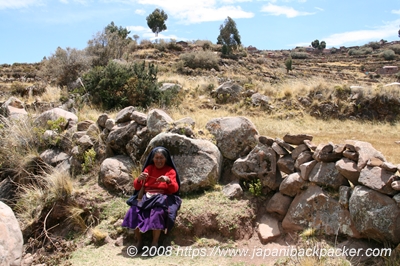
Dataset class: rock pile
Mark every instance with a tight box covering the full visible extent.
[1,100,399,247]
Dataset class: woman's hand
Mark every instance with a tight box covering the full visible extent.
[157,175,171,184]
[137,172,148,182]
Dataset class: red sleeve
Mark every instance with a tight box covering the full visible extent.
[133,167,149,191]
[164,168,179,194]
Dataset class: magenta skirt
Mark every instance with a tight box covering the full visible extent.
[121,205,167,232]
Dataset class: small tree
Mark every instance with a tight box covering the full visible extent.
[311,39,326,51]
[285,56,293,73]
[146,9,168,37]
[86,22,132,66]
[217,16,241,55]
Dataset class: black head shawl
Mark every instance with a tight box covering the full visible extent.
[142,146,181,196]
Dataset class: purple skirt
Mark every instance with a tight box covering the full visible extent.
[122,204,167,232]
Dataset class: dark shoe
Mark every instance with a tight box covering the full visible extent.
[135,241,143,253]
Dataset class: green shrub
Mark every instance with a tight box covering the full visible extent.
[82,148,96,174]
[291,52,308,59]
[348,47,372,56]
[179,50,219,70]
[82,60,161,110]
[285,57,293,73]
[389,44,400,54]
[382,49,395,60]
[366,41,381,50]
[167,40,183,51]
[10,82,26,96]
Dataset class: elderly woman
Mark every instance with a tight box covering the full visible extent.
[122,147,181,249]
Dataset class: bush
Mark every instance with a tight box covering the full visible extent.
[82,60,161,110]
[291,52,308,59]
[139,39,154,49]
[389,44,400,55]
[348,47,372,56]
[382,49,396,60]
[179,50,219,70]
[366,41,381,50]
[38,47,90,89]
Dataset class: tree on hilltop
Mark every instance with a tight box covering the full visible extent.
[146,9,168,37]
[217,16,241,55]
[311,39,326,51]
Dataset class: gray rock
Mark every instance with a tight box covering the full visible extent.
[206,116,258,160]
[34,107,78,130]
[283,133,313,145]
[257,214,281,243]
[232,144,280,190]
[350,140,386,171]
[279,172,306,197]
[0,201,23,266]
[40,149,70,166]
[282,185,359,237]
[266,192,293,219]
[143,133,222,193]
[99,155,135,193]
[147,109,174,135]
[309,161,349,189]
[115,106,136,123]
[222,181,243,199]
[299,160,318,181]
[349,186,400,244]
[335,158,360,185]
[358,166,397,195]
[277,154,295,175]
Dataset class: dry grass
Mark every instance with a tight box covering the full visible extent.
[15,169,74,229]
[168,106,400,164]
[40,85,62,102]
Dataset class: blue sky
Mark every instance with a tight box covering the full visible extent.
[1,0,400,64]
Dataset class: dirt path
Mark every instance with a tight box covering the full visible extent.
[67,235,290,266]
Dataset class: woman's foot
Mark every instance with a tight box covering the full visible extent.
[135,241,144,252]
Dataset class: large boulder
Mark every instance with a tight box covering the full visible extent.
[335,158,360,185]
[34,107,78,130]
[115,106,136,123]
[40,149,70,167]
[98,155,135,193]
[282,184,360,237]
[0,201,23,266]
[309,161,349,189]
[211,81,243,103]
[147,109,173,135]
[348,140,387,171]
[349,185,400,244]
[232,144,280,190]
[0,97,27,118]
[106,121,138,155]
[206,116,258,160]
[358,166,397,196]
[142,132,222,193]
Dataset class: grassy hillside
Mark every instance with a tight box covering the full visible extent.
[1,40,400,266]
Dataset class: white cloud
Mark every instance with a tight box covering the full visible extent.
[135,9,146,15]
[261,3,314,18]
[126,25,148,32]
[392,9,400,15]
[296,19,400,48]
[0,0,44,9]
[135,0,254,24]
[221,0,252,3]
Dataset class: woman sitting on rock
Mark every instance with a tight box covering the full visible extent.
[122,146,181,249]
